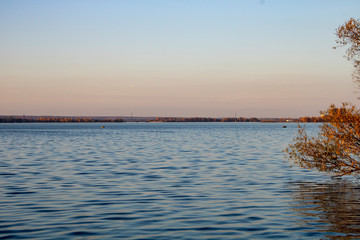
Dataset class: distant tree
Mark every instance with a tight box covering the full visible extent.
[286,18,360,177]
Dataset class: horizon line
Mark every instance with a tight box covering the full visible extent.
[0,114,321,119]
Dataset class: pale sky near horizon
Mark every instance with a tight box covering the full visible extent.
[1,0,360,118]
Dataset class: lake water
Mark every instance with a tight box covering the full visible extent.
[1,122,360,239]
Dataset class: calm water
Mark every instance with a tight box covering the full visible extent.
[0,122,360,239]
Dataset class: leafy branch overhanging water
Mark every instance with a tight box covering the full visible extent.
[285,18,360,177]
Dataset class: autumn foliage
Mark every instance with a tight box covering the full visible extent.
[285,103,360,177]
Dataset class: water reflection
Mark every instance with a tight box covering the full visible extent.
[289,179,360,239]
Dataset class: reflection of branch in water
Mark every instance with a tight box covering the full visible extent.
[289,180,360,239]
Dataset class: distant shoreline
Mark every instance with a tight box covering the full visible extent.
[0,116,323,123]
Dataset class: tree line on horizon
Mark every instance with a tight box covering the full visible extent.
[0,116,125,123]
[0,116,324,123]
[150,117,323,122]
[150,117,261,122]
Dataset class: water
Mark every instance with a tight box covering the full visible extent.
[0,122,359,239]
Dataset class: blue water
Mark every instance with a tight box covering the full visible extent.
[0,122,359,239]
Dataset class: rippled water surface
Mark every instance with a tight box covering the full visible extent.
[1,122,360,239]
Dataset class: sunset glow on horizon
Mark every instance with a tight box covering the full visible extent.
[1,0,360,118]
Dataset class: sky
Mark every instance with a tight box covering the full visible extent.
[1,0,360,118]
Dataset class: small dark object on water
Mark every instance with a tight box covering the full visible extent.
[282,125,287,128]
[101,126,105,128]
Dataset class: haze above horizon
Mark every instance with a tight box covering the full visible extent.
[1,0,360,118]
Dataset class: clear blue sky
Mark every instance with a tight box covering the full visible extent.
[1,0,359,117]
